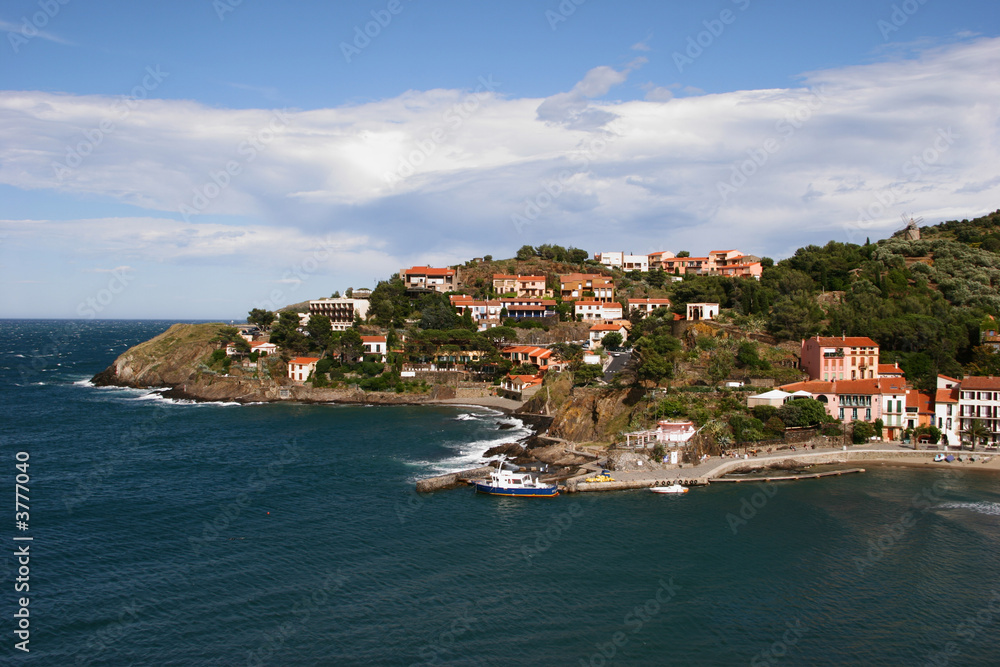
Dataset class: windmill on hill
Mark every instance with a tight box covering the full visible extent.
[894,213,923,241]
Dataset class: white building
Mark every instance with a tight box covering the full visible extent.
[589,323,628,348]
[957,376,1000,447]
[574,300,622,321]
[287,357,320,382]
[628,298,673,317]
[595,252,649,272]
[309,298,370,331]
[686,303,719,321]
[361,336,388,362]
[625,420,697,448]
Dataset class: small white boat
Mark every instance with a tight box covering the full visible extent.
[650,483,688,494]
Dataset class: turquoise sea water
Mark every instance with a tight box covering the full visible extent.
[2,320,1000,666]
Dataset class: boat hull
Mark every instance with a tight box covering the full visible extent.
[650,486,688,494]
[473,482,559,497]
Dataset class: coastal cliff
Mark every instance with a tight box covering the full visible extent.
[91,323,508,406]
[92,322,222,388]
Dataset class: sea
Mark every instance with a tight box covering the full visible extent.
[2,319,1000,666]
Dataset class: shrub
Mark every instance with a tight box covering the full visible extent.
[752,405,778,422]
[851,421,876,444]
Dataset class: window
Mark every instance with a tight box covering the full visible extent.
[947,404,952,416]
[866,409,871,420]
[839,408,844,420]
[947,418,952,430]
[852,408,858,420]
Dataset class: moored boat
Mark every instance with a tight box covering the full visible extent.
[473,456,559,497]
[650,483,688,494]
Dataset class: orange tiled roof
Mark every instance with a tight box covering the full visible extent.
[809,336,879,347]
[961,376,1000,390]
[935,388,959,403]
[289,357,321,365]
[590,323,626,331]
[404,266,454,276]
[361,336,386,343]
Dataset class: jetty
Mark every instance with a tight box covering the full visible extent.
[709,468,865,483]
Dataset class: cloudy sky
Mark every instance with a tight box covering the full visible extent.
[1,0,999,319]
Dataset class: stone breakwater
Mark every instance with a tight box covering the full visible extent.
[566,448,999,493]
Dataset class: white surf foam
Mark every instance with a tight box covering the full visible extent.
[938,501,1000,517]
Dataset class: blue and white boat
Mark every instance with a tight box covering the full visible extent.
[474,456,559,498]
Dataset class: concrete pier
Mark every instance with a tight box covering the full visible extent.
[709,468,866,483]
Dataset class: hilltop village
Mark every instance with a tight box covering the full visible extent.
[97,210,1000,453]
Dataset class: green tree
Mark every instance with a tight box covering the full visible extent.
[852,420,876,444]
[340,328,364,363]
[305,314,333,351]
[767,294,823,341]
[601,332,623,349]
[708,353,734,387]
[778,398,827,427]
[676,250,690,258]
[247,308,276,331]
[962,419,989,451]
[419,294,459,330]
[574,364,604,386]
[516,245,536,261]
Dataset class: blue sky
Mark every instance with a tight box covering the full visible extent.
[1,0,999,318]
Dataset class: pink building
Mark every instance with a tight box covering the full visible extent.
[800,336,880,381]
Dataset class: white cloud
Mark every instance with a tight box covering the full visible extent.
[0,19,73,46]
[0,37,998,276]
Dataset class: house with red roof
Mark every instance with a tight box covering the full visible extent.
[559,273,615,302]
[500,373,544,399]
[500,345,555,371]
[287,357,321,382]
[361,335,388,362]
[574,300,623,321]
[492,274,552,298]
[957,376,1000,448]
[628,298,673,317]
[800,335,880,381]
[589,322,628,348]
[400,266,457,293]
